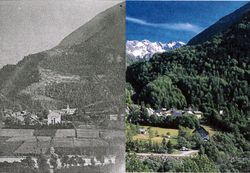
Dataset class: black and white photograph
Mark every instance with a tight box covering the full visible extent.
[0,0,125,173]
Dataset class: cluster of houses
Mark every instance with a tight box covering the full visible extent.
[3,109,40,126]
[47,105,77,125]
[2,104,121,127]
[2,105,77,126]
[146,107,203,119]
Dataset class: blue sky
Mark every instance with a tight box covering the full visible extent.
[126,1,247,43]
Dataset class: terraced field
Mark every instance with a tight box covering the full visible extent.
[0,136,23,156]
[0,128,123,156]
[0,129,34,137]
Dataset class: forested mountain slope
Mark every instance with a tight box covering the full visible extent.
[127,11,250,137]
[126,10,250,172]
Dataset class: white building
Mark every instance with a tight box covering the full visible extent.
[146,108,155,116]
[47,110,62,125]
[61,104,77,115]
[193,111,203,119]
[110,114,118,121]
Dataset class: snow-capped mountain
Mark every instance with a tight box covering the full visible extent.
[126,40,185,63]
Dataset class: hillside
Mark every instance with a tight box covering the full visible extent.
[126,9,250,172]
[0,3,125,119]
[188,2,250,45]
[127,10,250,134]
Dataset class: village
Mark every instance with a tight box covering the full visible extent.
[146,107,204,119]
[0,104,124,172]
[1,104,120,128]
[2,105,79,128]
[125,104,218,159]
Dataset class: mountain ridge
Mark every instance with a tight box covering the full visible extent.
[126,40,185,63]
[188,2,250,45]
[0,3,125,115]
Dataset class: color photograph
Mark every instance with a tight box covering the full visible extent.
[125,1,250,172]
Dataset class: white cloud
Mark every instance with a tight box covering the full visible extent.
[126,16,203,33]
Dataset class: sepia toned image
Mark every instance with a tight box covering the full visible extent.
[0,0,125,173]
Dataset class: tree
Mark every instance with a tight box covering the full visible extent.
[162,138,167,149]
[178,126,191,139]
[140,102,150,123]
[4,117,16,127]
[199,145,205,155]
[167,140,174,154]
[182,158,200,172]
[178,115,199,129]
[127,104,141,123]
[142,158,163,172]
[21,156,35,168]
[69,156,77,166]
[24,115,31,126]
[178,136,191,149]
[193,155,219,172]
[37,154,50,172]
[192,132,204,148]
[125,88,133,105]
[61,155,69,167]
[126,153,150,172]
[78,157,85,166]
[139,76,187,109]
[49,155,58,169]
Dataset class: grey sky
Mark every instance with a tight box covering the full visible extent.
[0,0,122,68]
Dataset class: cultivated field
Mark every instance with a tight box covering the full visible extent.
[14,141,50,155]
[0,136,23,156]
[77,129,99,138]
[6,136,51,142]
[0,129,34,137]
[0,127,123,157]
[55,129,75,137]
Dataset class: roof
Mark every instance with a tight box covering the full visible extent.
[61,108,77,115]
[48,111,62,118]
[139,128,146,132]
[194,111,203,114]
[16,116,24,122]
[61,105,77,115]
[194,126,209,139]
[172,110,182,117]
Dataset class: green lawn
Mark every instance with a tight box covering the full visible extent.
[141,126,179,136]
[132,125,179,144]
[131,124,216,145]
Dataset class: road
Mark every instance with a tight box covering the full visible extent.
[136,150,199,158]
